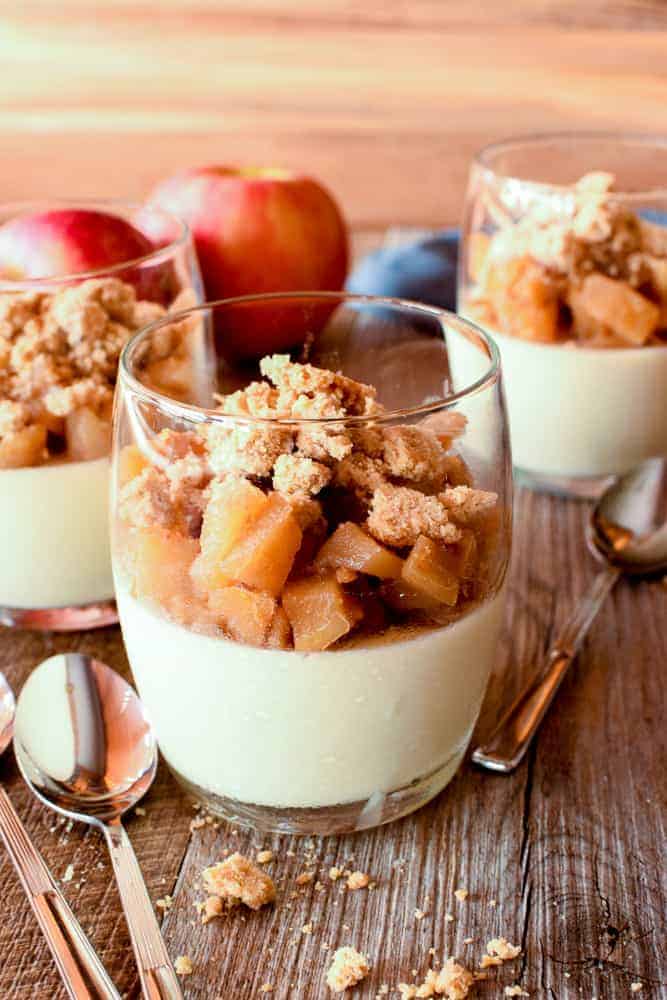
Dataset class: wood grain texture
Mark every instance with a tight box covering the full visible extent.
[0,452,665,997]
[1,1,666,226]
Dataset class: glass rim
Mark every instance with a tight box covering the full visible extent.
[119,291,502,427]
[0,198,191,290]
[474,130,667,199]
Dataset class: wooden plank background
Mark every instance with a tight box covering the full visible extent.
[1,1,666,227]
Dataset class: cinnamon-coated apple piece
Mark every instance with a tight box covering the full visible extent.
[192,477,269,594]
[218,492,302,596]
[486,255,559,343]
[401,535,460,606]
[208,585,276,646]
[0,425,47,469]
[314,521,404,579]
[282,573,363,651]
[65,407,111,461]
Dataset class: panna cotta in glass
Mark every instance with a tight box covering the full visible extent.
[112,293,511,834]
[0,200,203,630]
[459,134,667,497]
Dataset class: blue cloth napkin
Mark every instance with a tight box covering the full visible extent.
[345,230,459,311]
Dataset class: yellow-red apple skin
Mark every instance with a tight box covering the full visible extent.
[146,166,349,357]
[0,209,173,303]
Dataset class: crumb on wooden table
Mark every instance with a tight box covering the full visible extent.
[175,955,193,976]
[326,946,370,992]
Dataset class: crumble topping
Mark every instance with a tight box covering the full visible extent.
[325,946,370,992]
[117,355,501,651]
[367,485,463,548]
[0,277,183,469]
[466,171,667,348]
[202,852,276,912]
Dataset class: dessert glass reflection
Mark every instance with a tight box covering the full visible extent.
[0,201,203,630]
[112,293,512,834]
[459,133,667,497]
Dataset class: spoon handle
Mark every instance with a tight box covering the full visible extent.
[472,564,621,773]
[103,820,184,1000]
[0,785,121,999]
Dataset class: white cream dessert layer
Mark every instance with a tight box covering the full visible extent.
[116,585,505,810]
[491,331,667,478]
[0,457,113,609]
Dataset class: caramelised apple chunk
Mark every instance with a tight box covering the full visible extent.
[0,424,47,469]
[130,525,199,609]
[118,444,149,486]
[314,521,403,579]
[192,477,269,593]
[401,535,460,606]
[66,407,112,461]
[208,585,276,646]
[266,605,292,649]
[218,492,302,597]
[282,573,363,651]
[571,273,660,346]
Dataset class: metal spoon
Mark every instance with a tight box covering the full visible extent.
[0,671,120,999]
[13,654,184,1000]
[473,456,667,772]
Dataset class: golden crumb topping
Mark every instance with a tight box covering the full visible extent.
[202,852,276,911]
[325,946,370,993]
[0,278,169,468]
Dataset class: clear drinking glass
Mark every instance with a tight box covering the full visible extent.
[458,133,667,498]
[0,200,203,630]
[112,292,512,835]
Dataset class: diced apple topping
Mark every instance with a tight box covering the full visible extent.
[118,444,149,486]
[314,522,403,579]
[208,585,276,646]
[66,407,112,461]
[193,477,269,593]
[130,526,199,609]
[282,574,363,651]
[218,492,303,596]
[266,606,292,649]
[571,273,660,346]
[402,535,460,606]
[486,256,560,343]
[0,424,46,469]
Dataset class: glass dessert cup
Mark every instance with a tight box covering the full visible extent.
[458,133,667,499]
[0,200,204,630]
[112,293,512,834]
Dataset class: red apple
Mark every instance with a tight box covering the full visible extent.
[0,208,174,303]
[146,166,349,357]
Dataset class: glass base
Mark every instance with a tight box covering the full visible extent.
[0,599,118,632]
[167,749,466,836]
[514,466,614,500]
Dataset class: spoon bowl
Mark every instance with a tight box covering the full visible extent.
[15,654,183,1000]
[15,654,156,826]
[588,456,667,574]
